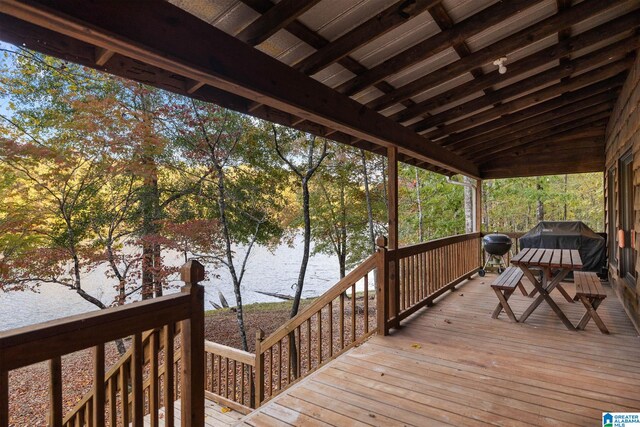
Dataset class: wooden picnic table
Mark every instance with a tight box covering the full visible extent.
[511,248,583,330]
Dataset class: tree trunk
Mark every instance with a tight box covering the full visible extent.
[415,169,424,242]
[464,176,474,233]
[360,150,376,254]
[564,174,568,221]
[215,166,249,351]
[291,178,311,318]
[536,181,545,222]
[482,181,489,231]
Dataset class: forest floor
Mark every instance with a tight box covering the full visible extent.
[7,298,312,427]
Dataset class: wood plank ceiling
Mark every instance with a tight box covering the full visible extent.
[0,0,639,179]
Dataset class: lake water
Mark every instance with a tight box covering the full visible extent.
[0,236,364,331]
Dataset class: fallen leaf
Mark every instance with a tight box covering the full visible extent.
[221,407,232,413]
[411,343,422,349]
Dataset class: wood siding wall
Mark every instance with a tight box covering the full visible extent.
[605,53,640,333]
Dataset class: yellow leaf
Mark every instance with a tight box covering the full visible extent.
[411,343,422,349]
[221,407,232,413]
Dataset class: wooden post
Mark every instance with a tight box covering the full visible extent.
[376,236,389,335]
[253,329,265,408]
[180,260,205,427]
[475,179,483,268]
[387,147,399,329]
[48,357,63,427]
[93,344,105,427]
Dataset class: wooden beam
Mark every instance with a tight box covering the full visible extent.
[367,0,626,111]
[416,45,637,135]
[481,156,604,178]
[427,3,494,100]
[236,0,320,46]
[454,101,614,157]
[295,0,440,76]
[470,114,610,161]
[481,147,604,176]
[94,46,113,66]
[443,86,620,150]
[240,0,421,105]
[0,0,479,177]
[390,11,640,124]
[487,123,606,156]
[239,0,422,141]
[337,0,541,96]
[489,137,605,162]
[185,80,205,94]
[424,58,633,139]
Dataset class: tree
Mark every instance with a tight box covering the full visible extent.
[271,125,328,318]
[172,102,285,350]
[311,144,369,278]
[0,46,222,310]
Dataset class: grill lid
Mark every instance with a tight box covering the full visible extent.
[482,233,512,244]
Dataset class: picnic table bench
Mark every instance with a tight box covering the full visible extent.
[490,266,527,322]
[574,271,609,334]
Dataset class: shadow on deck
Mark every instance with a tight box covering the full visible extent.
[237,273,640,426]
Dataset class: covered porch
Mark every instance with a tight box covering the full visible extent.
[240,273,640,426]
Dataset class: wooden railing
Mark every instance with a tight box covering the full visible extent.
[63,327,184,427]
[253,254,378,406]
[380,232,483,333]
[204,340,255,414]
[0,260,205,427]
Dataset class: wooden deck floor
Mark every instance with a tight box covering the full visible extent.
[237,273,640,426]
[142,398,244,426]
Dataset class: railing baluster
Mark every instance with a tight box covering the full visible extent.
[1,369,7,427]
[328,301,333,358]
[339,292,344,349]
[131,332,143,427]
[209,353,214,394]
[149,331,159,427]
[351,284,356,342]
[216,354,222,396]
[49,356,63,427]
[254,329,264,408]
[119,362,129,427]
[240,361,245,405]
[305,319,311,374]
[85,398,92,427]
[164,324,175,427]
[108,376,117,427]
[93,344,105,427]
[295,327,301,379]
[316,311,323,366]
[363,274,369,334]
[268,347,273,396]
[223,357,229,398]
[232,359,237,400]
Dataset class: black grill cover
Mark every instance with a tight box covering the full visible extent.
[519,221,605,271]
